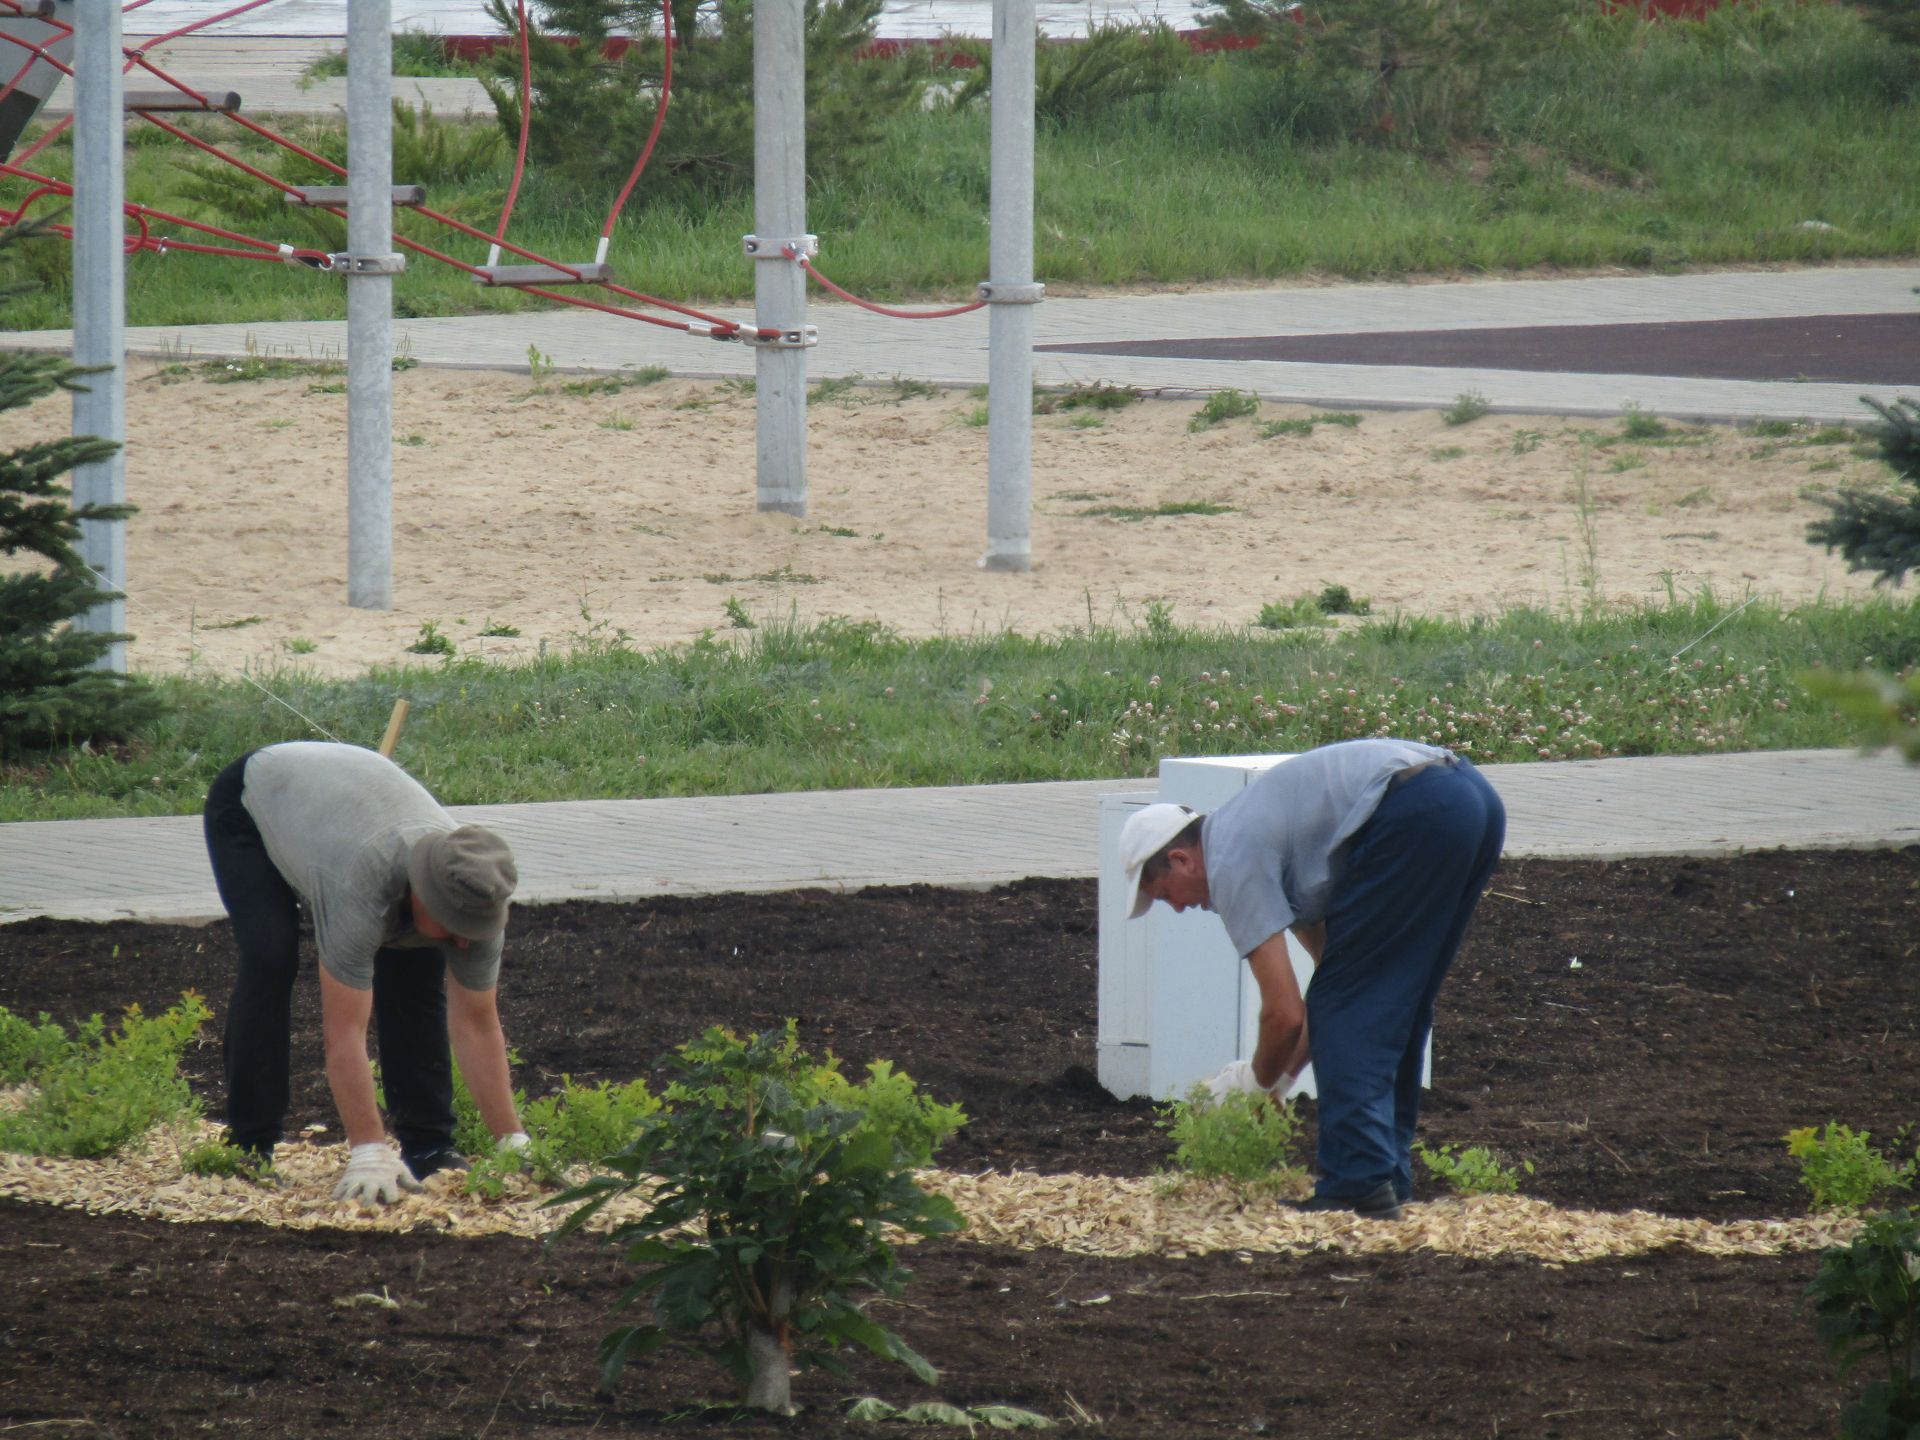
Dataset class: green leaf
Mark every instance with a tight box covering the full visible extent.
[973,1404,1056,1429]
[846,1395,899,1421]
[899,1401,977,1429]
[835,1309,939,1386]
[595,1324,668,1389]
[652,1254,723,1331]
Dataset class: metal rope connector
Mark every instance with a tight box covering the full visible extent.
[742,233,818,262]
[323,251,407,276]
[976,280,1046,305]
[741,325,818,349]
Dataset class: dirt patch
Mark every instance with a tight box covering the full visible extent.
[1,848,1915,1434]
[0,362,1880,678]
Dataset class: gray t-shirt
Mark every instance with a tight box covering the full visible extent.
[241,742,503,992]
[1201,738,1455,958]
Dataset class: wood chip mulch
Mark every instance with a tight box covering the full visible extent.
[0,1123,1862,1263]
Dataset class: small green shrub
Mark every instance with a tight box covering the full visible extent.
[1442,391,1491,426]
[1806,1207,1920,1438]
[465,1072,660,1198]
[1155,1083,1306,1190]
[1255,596,1333,630]
[1618,403,1675,442]
[1787,1123,1915,1212]
[406,620,455,656]
[1415,1141,1533,1196]
[814,1057,968,1169]
[1187,388,1259,432]
[1037,380,1142,414]
[181,1138,274,1182]
[1316,583,1371,617]
[0,994,210,1158]
[0,1009,75,1082]
[553,1024,965,1413]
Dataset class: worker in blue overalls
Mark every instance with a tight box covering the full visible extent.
[1120,738,1506,1220]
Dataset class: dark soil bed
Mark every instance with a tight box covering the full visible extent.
[3,847,1917,1437]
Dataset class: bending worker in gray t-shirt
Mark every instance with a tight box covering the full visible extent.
[1121,737,1505,1222]
[202,741,531,1204]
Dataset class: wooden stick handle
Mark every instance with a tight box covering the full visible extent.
[377,698,410,759]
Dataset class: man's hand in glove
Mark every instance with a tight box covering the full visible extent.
[1205,1059,1289,1105]
[332,1142,424,1205]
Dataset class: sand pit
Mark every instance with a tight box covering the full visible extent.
[0,357,1887,678]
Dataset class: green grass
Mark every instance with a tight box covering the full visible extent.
[5,593,1916,820]
[1,0,1912,329]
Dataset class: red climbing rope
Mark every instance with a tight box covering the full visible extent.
[489,0,533,257]
[788,248,987,320]
[0,9,797,347]
[598,0,673,247]
[0,156,331,265]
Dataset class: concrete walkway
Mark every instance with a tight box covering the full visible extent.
[4,747,1917,927]
[8,264,1915,426]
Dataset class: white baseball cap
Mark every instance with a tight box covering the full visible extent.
[1119,802,1200,919]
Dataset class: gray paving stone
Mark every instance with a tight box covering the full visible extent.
[6,266,1912,423]
[3,750,1915,927]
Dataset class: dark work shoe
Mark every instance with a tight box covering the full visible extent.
[403,1147,470,1181]
[1290,1181,1405,1222]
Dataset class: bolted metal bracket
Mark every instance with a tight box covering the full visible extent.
[325,251,407,276]
[741,324,819,349]
[742,233,818,261]
[976,280,1046,305]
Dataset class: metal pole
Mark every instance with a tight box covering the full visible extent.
[752,0,808,516]
[68,0,127,669]
[346,0,396,609]
[980,0,1039,572]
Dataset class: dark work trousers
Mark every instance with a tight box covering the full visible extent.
[1308,758,1506,1203]
[202,754,456,1164]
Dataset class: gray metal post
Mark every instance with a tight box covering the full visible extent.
[751,0,808,516]
[346,0,397,609]
[68,0,127,669]
[979,0,1040,572]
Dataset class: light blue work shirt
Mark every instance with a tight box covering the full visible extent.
[1201,738,1455,958]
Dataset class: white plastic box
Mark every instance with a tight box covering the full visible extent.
[1096,753,1431,1102]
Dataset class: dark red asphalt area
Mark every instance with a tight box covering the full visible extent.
[1037,311,1920,385]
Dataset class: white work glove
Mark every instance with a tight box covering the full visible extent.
[1205,1059,1275,1105]
[332,1142,424,1205]
[496,1131,532,1156]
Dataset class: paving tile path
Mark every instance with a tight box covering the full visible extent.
[4,748,1917,927]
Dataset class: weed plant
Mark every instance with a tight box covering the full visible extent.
[1156,1084,1308,1191]
[1442,391,1492,426]
[1188,389,1259,431]
[1415,1141,1533,1196]
[0,994,210,1158]
[1787,1123,1916,1213]
[463,1072,663,1199]
[5,593,1917,820]
[181,1137,274,1181]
